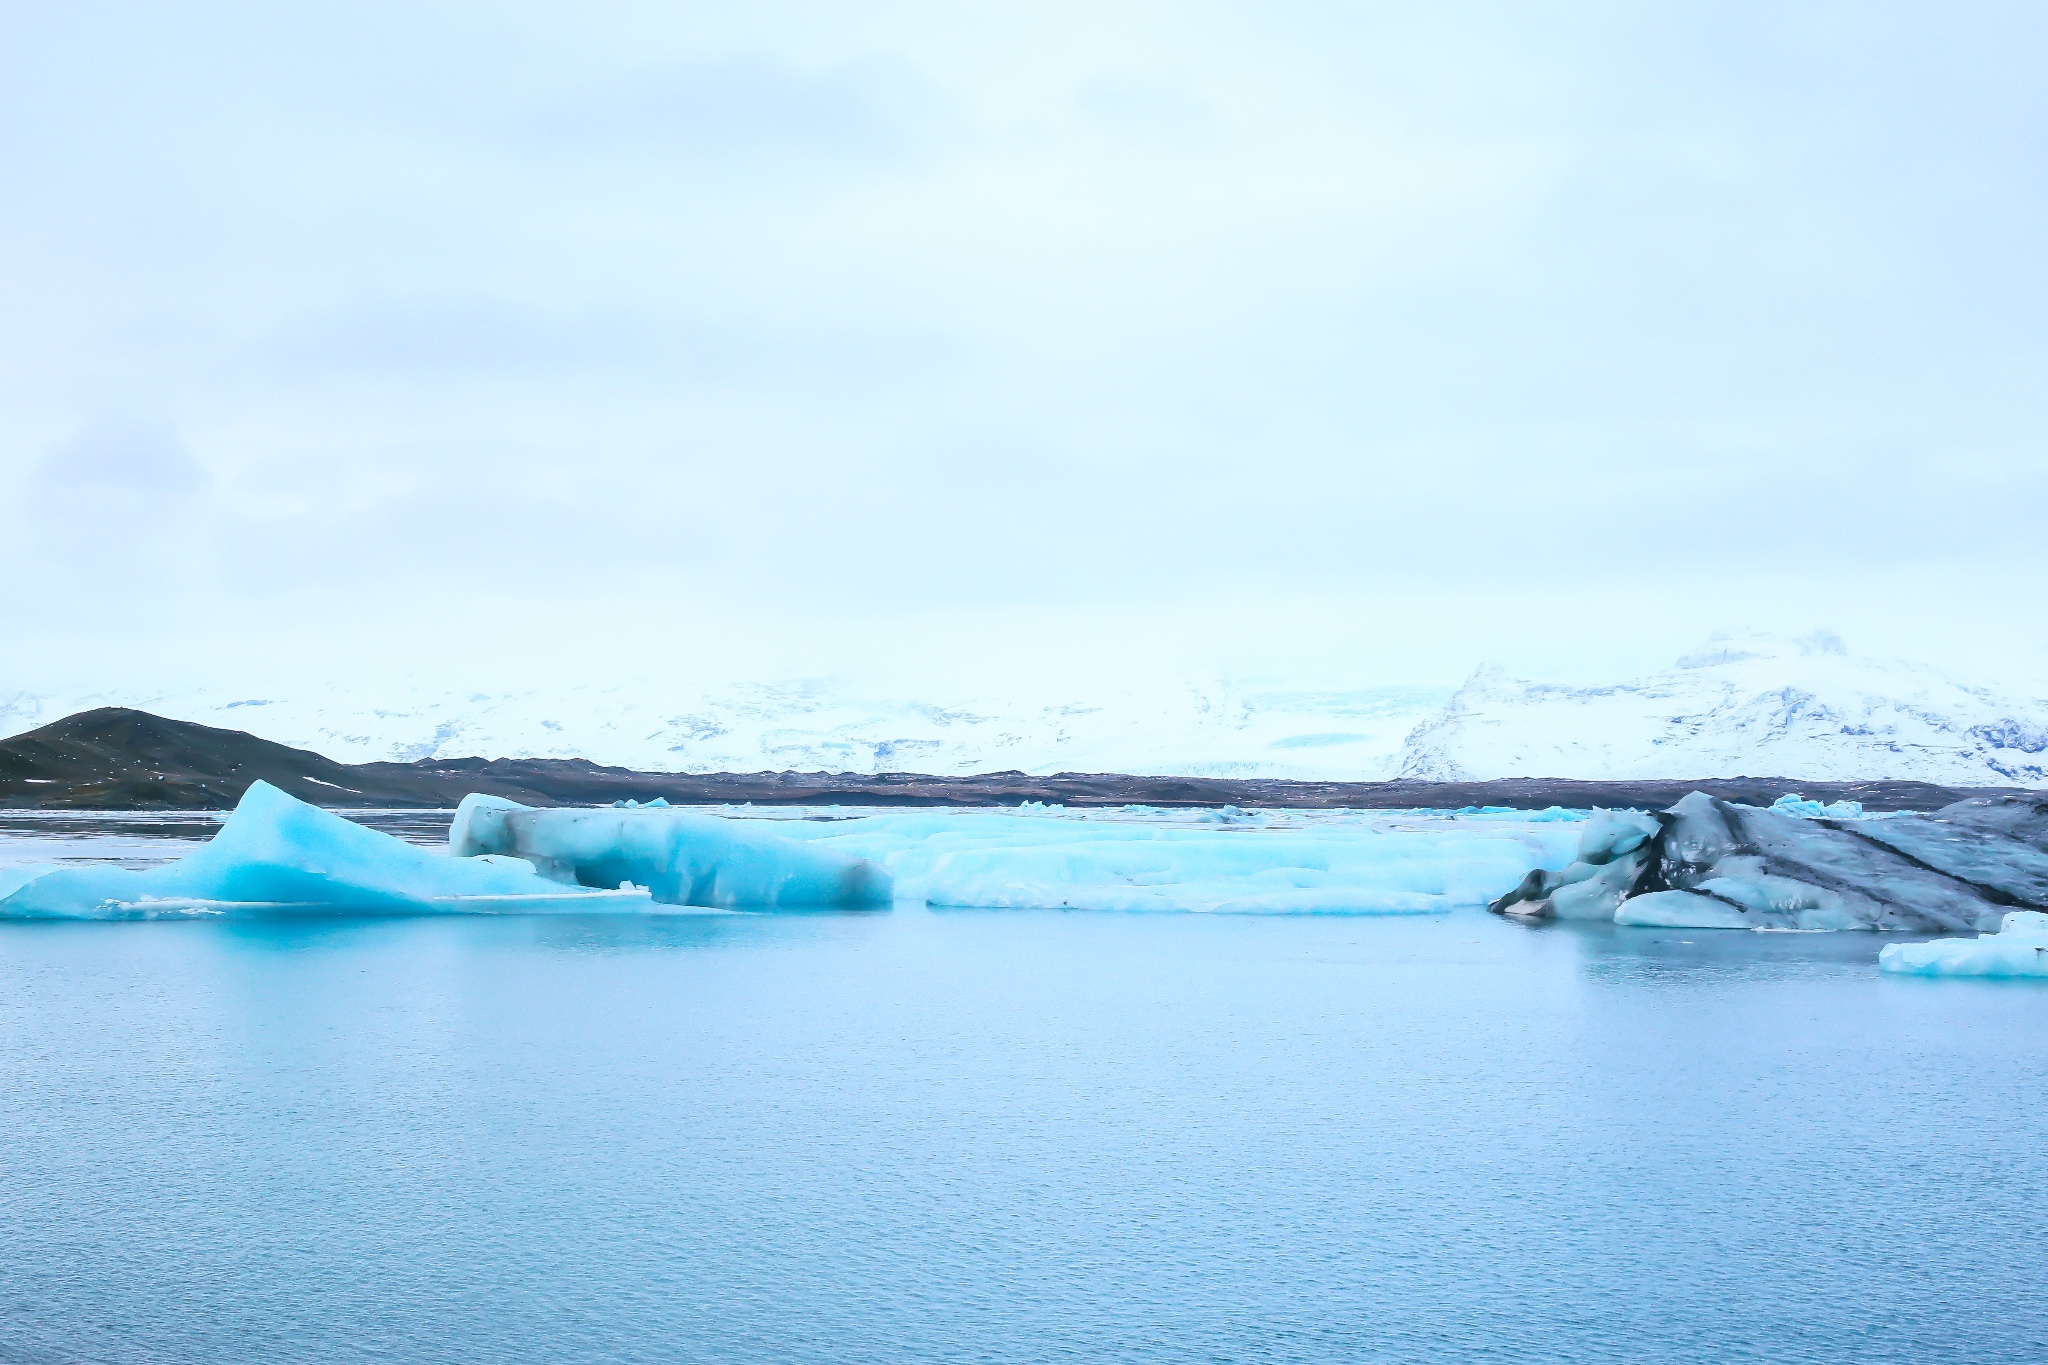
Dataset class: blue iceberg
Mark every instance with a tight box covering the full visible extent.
[448,805,1573,916]
[764,809,1573,913]
[0,781,653,919]
[449,796,895,909]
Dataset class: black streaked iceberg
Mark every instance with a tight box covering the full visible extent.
[1485,808,1661,921]
[1493,792,2048,933]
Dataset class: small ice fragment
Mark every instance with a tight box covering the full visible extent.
[1878,910,2048,979]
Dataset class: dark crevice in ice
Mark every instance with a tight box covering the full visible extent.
[1817,819,2045,911]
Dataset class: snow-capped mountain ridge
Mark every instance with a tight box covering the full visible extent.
[1400,632,2047,786]
[4,634,2043,785]
[0,680,1449,782]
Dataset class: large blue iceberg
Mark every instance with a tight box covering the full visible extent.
[449,795,895,909]
[0,781,652,919]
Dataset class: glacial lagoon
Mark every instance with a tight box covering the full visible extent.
[2,810,2045,1363]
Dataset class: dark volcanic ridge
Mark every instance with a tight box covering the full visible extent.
[0,707,2026,812]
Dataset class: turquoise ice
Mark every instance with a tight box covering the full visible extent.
[450,795,895,909]
[0,781,651,919]
[771,808,1575,913]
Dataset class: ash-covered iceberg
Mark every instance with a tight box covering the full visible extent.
[0,780,652,919]
[449,795,894,909]
[1492,791,2048,933]
[1485,809,1662,921]
[1877,911,2048,978]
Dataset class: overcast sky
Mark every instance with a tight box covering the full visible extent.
[3,2,2044,699]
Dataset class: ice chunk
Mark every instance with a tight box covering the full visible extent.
[1489,808,1656,919]
[1878,911,2048,979]
[1612,889,1756,929]
[1688,865,1860,930]
[1578,809,1661,862]
[0,781,652,919]
[1548,848,1650,920]
[449,795,893,909]
[1770,794,1865,819]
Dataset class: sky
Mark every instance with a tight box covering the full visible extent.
[3,1,2045,701]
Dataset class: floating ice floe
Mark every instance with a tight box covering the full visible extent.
[446,803,1580,914]
[1879,911,2048,979]
[0,781,651,919]
[762,809,1578,913]
[450,795,894,909]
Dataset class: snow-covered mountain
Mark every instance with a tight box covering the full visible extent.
[0,678,1448,781]
[5,632,2043,785]
[1399,631,2048,786]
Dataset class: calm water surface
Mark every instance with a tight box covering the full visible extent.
[2,816,2045,1363]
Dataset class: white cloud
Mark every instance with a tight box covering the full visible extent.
[1,1,2044,702]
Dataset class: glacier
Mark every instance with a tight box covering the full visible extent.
[0,781,651,919]
[450,796,894,909]
[0,679,1447,783]
[1494,790,2048,933]
[1878,911,2048,979]
[1401,631,2048,787]
[7,632,2042,786]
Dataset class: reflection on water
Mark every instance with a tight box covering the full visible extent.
[0,807,456,870]
[1535,915,1930,981]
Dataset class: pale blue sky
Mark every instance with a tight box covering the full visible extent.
[3,2,2043,695]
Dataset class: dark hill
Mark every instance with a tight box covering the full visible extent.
[0,708,2025,812]
[0,707,450,809]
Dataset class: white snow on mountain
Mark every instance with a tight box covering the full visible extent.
[1399,631,2048,786]
[0,679,1448,780]
[5,632,2043,784]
